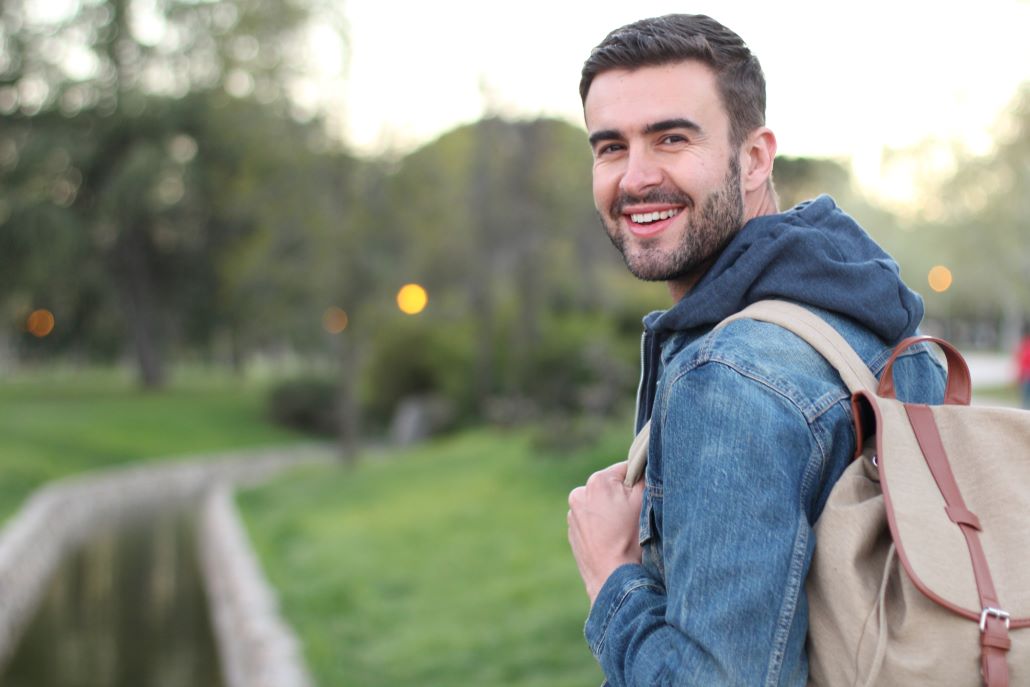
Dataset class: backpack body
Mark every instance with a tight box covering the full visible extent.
[716,301,1030,687]
[807,390,1030,687]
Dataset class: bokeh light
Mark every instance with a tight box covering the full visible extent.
[928,265,953,293]
[322,306,349,334]
[396,284,428,315]
[26,309,55,337]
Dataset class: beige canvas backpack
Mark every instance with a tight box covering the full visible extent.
[624,300,1029,686]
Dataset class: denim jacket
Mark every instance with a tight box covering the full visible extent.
[585,306,946,686]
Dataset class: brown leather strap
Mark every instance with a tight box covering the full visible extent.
[905,404,1010,687]
[982,617,1012,686]
[879,336,972,405]
[945,505,982,530]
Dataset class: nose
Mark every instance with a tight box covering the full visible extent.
[619,148,663,197]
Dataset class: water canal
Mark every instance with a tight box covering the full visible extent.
[0,509,223,687]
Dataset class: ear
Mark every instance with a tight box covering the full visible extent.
[741,127,777,193]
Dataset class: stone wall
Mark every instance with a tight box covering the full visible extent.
[199,487,314,687]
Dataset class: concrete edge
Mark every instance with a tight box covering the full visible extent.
[198,486,315,687]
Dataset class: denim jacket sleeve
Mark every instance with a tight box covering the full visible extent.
[585,356,834,687]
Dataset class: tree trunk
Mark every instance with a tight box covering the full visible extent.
[469,121,497,404]
[113,227,165,389]
[337,333,361,465]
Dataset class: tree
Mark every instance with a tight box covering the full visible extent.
[0,0,347,386]
[366,116,653,427]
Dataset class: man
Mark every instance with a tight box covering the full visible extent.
[566,14,946,686]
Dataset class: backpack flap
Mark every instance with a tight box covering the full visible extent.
[865,394,1030,627]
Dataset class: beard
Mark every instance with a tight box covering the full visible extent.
[602,155,744,283]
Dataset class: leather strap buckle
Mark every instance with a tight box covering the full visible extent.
[980,607,1011,632]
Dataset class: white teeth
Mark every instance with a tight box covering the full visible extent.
[630,209,680,224]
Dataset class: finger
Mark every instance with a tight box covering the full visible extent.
[586,461,627,488]
[604,461,630,480]
[568,485,584,508]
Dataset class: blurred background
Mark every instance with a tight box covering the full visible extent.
[0,0,1027,685]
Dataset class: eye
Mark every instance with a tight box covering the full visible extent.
[660,133,689,145]
[595,142,625,157]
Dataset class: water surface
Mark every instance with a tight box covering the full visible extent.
[1,509,223,687]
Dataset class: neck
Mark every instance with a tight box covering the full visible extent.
[744,182,780,223]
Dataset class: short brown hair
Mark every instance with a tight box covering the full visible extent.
[580,14,766,147]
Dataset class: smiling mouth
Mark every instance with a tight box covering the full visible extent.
[629,208,681,224]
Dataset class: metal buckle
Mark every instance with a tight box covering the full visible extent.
[979,607,1011,632]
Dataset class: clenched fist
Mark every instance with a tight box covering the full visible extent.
[567,461,645,605]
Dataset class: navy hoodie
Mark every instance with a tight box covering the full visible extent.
[643,195,924,344]
[634,195,925,431]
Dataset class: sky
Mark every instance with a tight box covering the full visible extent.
[328,0,1029,203]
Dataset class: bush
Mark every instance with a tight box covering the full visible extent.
[360,318,476,429]
[267,377,338,436]
[520,313,636,416]
[357,303,646,436]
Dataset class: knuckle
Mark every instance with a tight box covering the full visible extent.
[568,486,583,507]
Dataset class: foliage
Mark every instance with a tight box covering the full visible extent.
[6,0,1025,441]
[515,311,636,415]
[356,117,656,434]
[0,0,349,387]
[773,156,854,210]
[237,425,631,687]
[266,376,338,436]
[358,315,476,429]
[914,85,1030,345]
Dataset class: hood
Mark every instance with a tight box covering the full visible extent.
[644,195,923,344]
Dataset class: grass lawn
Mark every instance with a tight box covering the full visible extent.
[0,364,621,684]
[237,424,628,687]
[975,384,1021,408]
[0,366,306,520]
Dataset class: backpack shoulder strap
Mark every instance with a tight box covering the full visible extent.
[623,299,877,486]
[718,299,878,394]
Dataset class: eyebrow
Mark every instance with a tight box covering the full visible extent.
[588,117,703,148]
[644,118,702,136]
[588,129,622,148]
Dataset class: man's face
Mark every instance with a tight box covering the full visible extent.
[584,61,744,286]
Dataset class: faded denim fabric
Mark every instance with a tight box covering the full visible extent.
[584,198,946,686]
[587,312,945,686]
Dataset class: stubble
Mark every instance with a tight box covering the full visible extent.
[603,155,744,284]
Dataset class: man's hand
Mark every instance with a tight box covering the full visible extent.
[567,461,645,605]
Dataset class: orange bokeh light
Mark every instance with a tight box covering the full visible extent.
[26,309,55,337]
[322,306,349,334]
[928,265,953,293]
[396,284,428,315]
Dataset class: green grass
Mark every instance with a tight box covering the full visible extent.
[237,425,628,687]
[0,365,623,684]
[0,366,306,520]
[975,383,1021,407]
